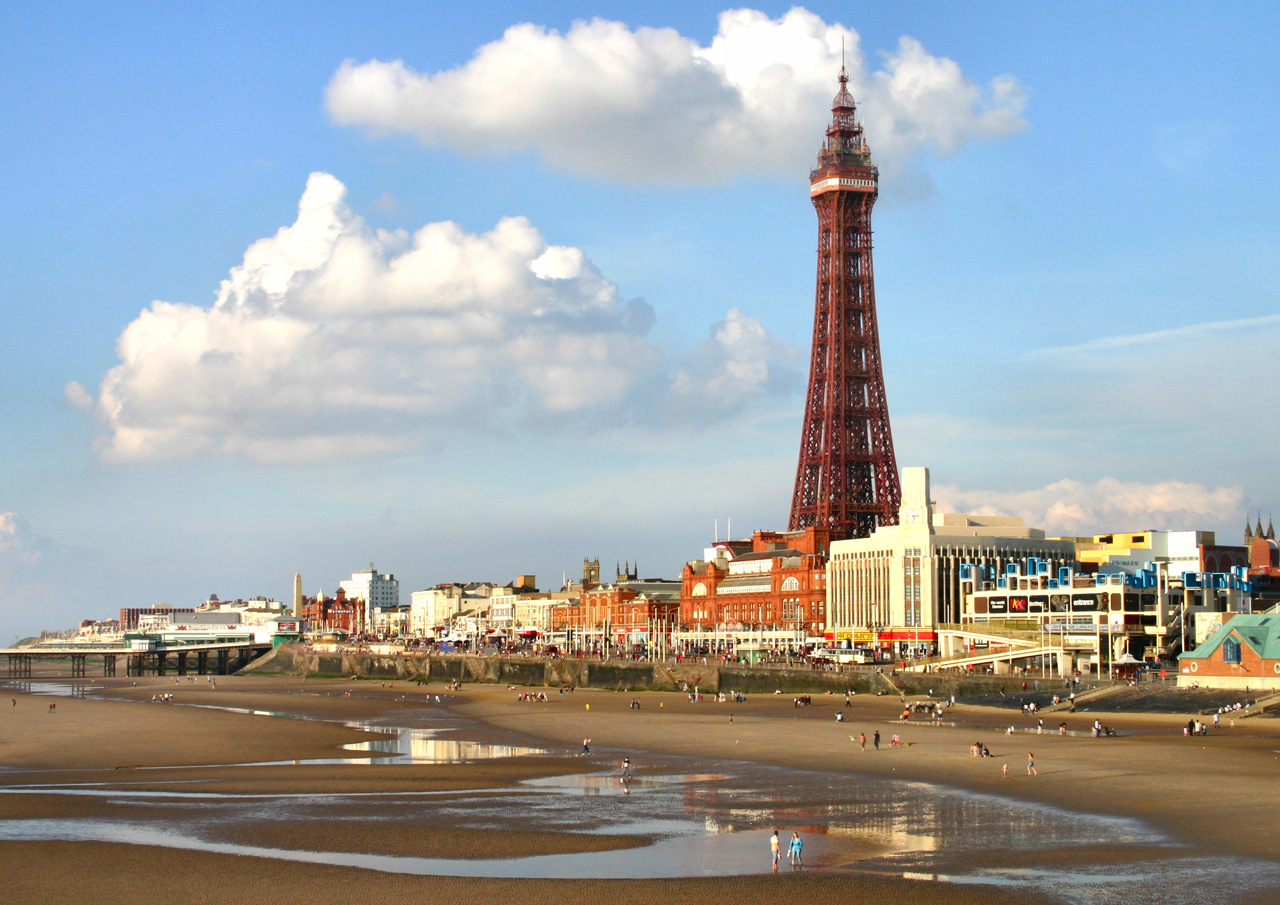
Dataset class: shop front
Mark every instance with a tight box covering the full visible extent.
[876,629,937,660]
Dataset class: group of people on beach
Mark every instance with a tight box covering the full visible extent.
[970,741,1037,776]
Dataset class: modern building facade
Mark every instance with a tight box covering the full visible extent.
[825,467,1076,658]
[1065,530,1247,577]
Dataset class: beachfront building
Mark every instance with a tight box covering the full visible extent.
[825,467,1077,660]
[371,605,411,636]
[300,589,363,634]
[959,558,1251,662]
[511,595,560,636]
[119,605,197,631]
[340,564,400,630]
[1178,613,1280,689]
[198,595,288,625]
[409,583,495,638]
[1060,530,1247,577]
[676,528,831,650]
[551,579,680,654]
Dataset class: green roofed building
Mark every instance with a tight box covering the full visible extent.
[1178,613,1280,689]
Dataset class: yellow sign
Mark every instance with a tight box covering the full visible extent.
[835,630,853,641]
[854,631,873,643]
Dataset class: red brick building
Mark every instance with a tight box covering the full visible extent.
[679,527,831,637]
[551,580,680,651]
[300,589,363,634]
[1179,613,1280,689]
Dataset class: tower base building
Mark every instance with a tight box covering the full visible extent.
[825,467,1076,659]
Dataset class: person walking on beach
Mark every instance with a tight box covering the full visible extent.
[789,832,803,866]
[873,730,880,750]
[770,831,781,870]
[859,732,867,751]
[1027,752,1037,776]
[582,737,591,755]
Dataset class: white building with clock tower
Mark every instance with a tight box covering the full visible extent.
[825,467,1076,659]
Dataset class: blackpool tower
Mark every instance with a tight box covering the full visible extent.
[789,66,900,540]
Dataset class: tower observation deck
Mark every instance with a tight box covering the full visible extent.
[789,66,901,540]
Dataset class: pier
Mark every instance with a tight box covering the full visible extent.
[2,640,272,678]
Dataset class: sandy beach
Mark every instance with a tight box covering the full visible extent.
[2,672,1277,903]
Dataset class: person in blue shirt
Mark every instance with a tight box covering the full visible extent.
[788,832,803,866]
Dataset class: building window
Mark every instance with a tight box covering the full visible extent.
[781,576,800,592]
[1222,637,1241,663]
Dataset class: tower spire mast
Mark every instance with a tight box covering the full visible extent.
[789,67,900,539]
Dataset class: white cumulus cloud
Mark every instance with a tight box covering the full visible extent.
[933,478,1245,537]
[77,173,796,463]
[325,7,1026,184]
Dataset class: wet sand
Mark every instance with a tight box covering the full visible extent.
[2,673,1275,902]
[212,822,650,859]
[1,841,1046,905]
[454,683,1280,862]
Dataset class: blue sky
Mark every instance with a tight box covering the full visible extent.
[2,2,1277,640]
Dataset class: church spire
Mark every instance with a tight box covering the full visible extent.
[1246,517,1255,545]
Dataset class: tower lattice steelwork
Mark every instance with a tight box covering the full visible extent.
[789,66,900,540]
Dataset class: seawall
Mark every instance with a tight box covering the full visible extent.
[241,644,1094,698]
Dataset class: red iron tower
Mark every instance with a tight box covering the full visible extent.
[789,66,900,540]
